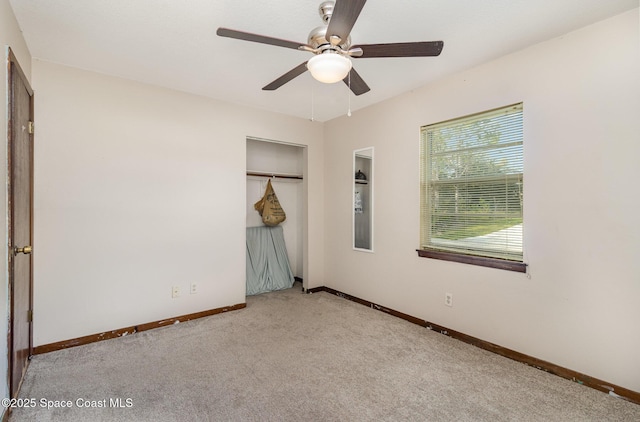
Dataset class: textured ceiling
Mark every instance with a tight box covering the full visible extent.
[9,0,639,121]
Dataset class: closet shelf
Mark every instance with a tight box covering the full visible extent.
[247,171,303,180]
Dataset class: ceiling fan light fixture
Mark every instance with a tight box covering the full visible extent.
[307,53,352,84]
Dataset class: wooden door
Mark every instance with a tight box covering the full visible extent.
[8,49,34,398]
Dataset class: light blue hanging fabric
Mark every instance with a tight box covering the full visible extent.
[246,225,294,296]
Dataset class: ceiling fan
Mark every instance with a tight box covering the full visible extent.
[217,0,444,96]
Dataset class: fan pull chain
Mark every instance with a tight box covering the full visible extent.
[347,71,352,117]
[310,81,315,122]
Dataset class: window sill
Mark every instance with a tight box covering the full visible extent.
[416,249,527,273]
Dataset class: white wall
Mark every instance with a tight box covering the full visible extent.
[1,0,32,409]
[324,9,640,392]
[31,60,324,346]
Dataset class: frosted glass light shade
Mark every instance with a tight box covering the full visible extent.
[307,53,352,84]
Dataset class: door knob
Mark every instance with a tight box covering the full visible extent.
[15,246,32,255]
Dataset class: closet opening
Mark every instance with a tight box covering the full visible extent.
[245,137,307,295]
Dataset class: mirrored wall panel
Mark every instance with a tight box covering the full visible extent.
[353,147,374,251]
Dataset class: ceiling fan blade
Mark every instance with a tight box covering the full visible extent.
[263,62,309,91]
[343,67,370,96]
[353,41,444,58]
[326,0,367,44]
[217,27,306,50]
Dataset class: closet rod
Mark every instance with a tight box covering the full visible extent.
[246,171,303,180]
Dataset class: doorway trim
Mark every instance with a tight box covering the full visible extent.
[245,136,308,290]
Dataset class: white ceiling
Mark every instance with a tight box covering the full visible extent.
[9,0,639,122]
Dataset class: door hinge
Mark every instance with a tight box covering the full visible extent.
[28,121,34,134]
[28,309,33,323]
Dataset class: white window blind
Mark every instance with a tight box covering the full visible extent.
[420,103,523,261]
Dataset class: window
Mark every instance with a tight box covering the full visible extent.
[418,103,525,272]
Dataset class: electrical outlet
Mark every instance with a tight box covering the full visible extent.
[445,292,453,307]
[172,285,180,298]
[190,283,198,295]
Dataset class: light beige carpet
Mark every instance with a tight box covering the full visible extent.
[9,284,640,421]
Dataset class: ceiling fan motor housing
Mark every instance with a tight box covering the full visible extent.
[318,1,335,23]
[309,1,351,52]
[308,26,351,51]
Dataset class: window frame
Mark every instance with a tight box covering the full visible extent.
[417,103,526,272]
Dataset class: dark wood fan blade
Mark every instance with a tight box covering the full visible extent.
[327,0,367,43]
[263,62,309,91]
[353,41,444,58]
[217,27,305,50]
[342,67,370,96]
